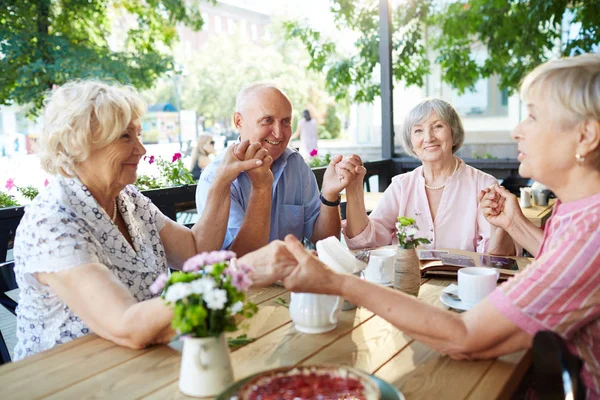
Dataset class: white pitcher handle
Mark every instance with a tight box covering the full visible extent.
[329,296,341,324]
[196,343,210,370]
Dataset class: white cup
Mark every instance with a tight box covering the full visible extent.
[363,249,395,284]
[520,187,532,208]
[289,293,342,334]
[458,267,499,308]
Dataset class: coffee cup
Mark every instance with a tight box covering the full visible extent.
[457,267,499,308]
[363,249,395,284]
[289,293,342,334]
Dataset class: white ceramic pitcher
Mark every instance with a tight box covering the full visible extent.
[289,292,343,334]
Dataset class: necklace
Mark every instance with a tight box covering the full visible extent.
[111,198,118,222]
[424,158,459,190]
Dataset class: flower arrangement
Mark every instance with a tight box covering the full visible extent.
[307,149,332,168]
[135,152,195,190]
[395,216,431,249]
[150,251,258,338]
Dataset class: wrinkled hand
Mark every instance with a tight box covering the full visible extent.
[281,235,341,295]
[336,154,366,192]
[478,185,523,231]
[238,142,273,191]
[238,240,297,288]
[215,140,266,184]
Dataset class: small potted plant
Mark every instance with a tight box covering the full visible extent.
[393,216,431,296]
[150,250,257,397]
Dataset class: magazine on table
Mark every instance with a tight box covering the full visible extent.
[418,250,528,280]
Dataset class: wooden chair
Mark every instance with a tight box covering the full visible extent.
[533,330,585,400]
[0,261,17,365]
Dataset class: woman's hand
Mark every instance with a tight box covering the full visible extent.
[281,234,343,296]
[478,185,523,231]
[215,140,269,184]
[238,240,297,288]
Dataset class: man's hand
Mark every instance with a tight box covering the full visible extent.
[239,240,297,288]
[478,185,523,231]
[336,154,366,193]
[321,154,357,200]
[215,140,266,184]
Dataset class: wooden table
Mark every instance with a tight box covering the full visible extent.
[0,278,530,399]
[519,199,556,228]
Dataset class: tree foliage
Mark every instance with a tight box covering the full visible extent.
[285,0,600,104]
[0,0,211,114]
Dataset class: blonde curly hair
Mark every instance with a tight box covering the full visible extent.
[38,80,146,176]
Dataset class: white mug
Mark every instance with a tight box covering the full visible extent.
[520,187,532,208]
[458,267,499,308]
[289,292,342,334]
[363,249,395,284]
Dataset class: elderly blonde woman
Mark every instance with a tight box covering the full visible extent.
[12,80,293,360]
[341,98,514,254]
[280,53,600,398]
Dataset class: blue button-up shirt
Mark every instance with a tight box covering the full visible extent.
[195,147,321,249]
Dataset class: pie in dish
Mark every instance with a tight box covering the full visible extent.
[237,365,380,400]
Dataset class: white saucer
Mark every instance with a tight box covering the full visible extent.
[440,284,472,311]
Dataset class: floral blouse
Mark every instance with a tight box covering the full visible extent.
[12,176,168,360]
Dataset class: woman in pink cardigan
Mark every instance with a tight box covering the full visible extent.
[342,98,515,255]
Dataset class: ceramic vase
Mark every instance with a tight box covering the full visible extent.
[179,334,234,397]
[393,247,420,296]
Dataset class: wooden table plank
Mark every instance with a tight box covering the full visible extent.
[0,336,150,399]
[466,350,531,400]
[519,198,555,228]
[44,346,181,400]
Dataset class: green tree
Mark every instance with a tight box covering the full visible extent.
[0,0,211,114]
[177,28,330,128]
[323,104,342,139]
[285,0,600,103]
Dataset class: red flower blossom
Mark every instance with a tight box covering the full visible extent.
[5,178,15,191]
[172,153,182,162]
[148,155,155,164]
[44,179,49,187]
[309,149,318,157]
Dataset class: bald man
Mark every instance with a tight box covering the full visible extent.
[195,82,362,256]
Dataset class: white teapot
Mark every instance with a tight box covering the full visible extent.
[289,292,342,334]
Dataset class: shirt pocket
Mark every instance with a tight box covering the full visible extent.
[280,204,305,240]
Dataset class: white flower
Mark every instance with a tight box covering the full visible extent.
[164,282,193,303]
[204,265,214,274]
[229,301,244,315]
[204,288,228,310]
[190,277,216,295]
[406,227,418,237]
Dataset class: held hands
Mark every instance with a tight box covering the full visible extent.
[216,140,267,184]
[238,240,297,288]
[239,142,274,191]
[478,185,523,231]
[321,154,367,200]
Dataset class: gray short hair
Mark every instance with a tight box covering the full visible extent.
[38,80,146,177]
[400,98,465,158]
[235,82,290,113]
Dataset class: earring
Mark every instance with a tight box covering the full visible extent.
[576,153,586,162]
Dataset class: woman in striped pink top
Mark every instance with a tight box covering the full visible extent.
[279,54,600,398]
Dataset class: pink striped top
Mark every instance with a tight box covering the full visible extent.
[342,159,497,252]
[489,192,600,399]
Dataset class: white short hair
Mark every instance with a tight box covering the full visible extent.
[235,82,291,113]
[400,98,465,158]
[38,80,146,177]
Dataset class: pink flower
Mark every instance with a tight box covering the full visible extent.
[44,179,49,187]
[5,178,15,191]
[310,149,318,157]
[172,153,182,162]
[148,155,155,164]
[231,270,252,292]
[150,273,169,295]
[182,251,237,272]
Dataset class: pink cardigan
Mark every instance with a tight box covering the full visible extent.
[343,159,497,252]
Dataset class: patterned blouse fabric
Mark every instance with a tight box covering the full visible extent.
[489,192,600,399]
[12,176,168,360]
[342,159,498,253]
